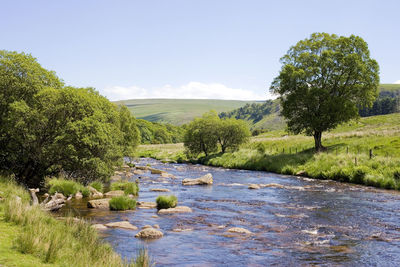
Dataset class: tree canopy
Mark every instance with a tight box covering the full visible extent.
[184,111,250,156]
[0,50,140,187]
[270,33,380,151]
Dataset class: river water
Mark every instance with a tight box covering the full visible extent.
[60,158,400,266]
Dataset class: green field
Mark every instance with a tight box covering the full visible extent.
[137,113,400,190]
[114,99,259,125]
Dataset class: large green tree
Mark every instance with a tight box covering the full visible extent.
[217,118,250,153]
[270,33,379,151]
[0,50,140,187]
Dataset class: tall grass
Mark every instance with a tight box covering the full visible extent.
[111,182,139,196]
[156,195,177,210]
[0,177,151,266]
[46,178,90,197]
[109,196,136,211]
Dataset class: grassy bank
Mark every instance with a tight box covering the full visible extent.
[0,177,149,267]
[137,113,400,190]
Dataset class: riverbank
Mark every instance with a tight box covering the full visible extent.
[137,113,400,191]
[0,177,148,267]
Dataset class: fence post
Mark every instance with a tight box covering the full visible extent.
[369,149,373,159]
[282,148,285,154]
[347,146,349,154]
[355,157,357,166]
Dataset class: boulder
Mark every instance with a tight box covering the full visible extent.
[296,170,307,176]
[87,198,111,209]
[135,228,163,239]
[227,227,252,234]
[88,186,103,199]
[105,221,138,230]
[136,166,149,171]
[158,206,192,214]
[150,188,170,192]
[104,190,125,198]
[137,201,157,209]
[75,191,83,199]
[182,173,213,186]
[248,184,260,190]
[161,172,175,179]
[141,225,153,229]
[133,169,145,175]
[92,224,107,230]
[150,168,164,175]
[153,224,160,229]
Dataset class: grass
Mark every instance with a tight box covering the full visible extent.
[137,113,400,191]
[156,195,177,210]
[89,181,104,193]
[114,99,258,125]
[111,182,139,196]
[0,177,150,266]
[109,196,137,211]
[46,178,90,197]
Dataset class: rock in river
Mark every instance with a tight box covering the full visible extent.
[87,198,111,209]
[88,186,103,199]
[150,188,170,192]
[105,221,138,230]
[158,206,192,214]
[248,184,260,189]
[182,173,213,186]
[92,224,107,230]
[227,227,252,234]
[137,201,157,209]
[104,190,125,198]
[135,227,163,239]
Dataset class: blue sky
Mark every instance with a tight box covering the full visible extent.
[1,0,399,100]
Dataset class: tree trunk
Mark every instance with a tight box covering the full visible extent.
[313,131,325,152]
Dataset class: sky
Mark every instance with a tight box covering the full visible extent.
[1,0,399,101]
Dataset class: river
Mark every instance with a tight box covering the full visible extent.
[60,158,400,266]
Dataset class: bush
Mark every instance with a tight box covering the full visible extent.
[111,182,139,196]
[89,181,104,193]
[109,196,136,211]
[156,195,177,210]
[80,186,90,198]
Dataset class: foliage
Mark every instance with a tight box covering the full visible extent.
[217,118,250,153]
[0,50,140,187]
[109,196,136,211]
[111,181,139,196]
[156,195,178,210]
[270,33,380,151]
[118,105,141,157]
[89,181,104,193]
[137,119,184,144]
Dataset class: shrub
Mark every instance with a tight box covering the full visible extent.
[111,182,139,196]
[80,186,90,198]
[156,195,177,210]
[393,168,400,181]
[109,196,136,211]
[89,181,104,193]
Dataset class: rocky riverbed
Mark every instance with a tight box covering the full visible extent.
[58,158,400,266]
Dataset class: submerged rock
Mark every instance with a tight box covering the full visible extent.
[161,172,175,179]
[133,169,145,175]
[153,224,160,229]
[104,190,125,198]
[141,225,153,229]
[260,183,285,189]
[150,168,165,175]
[136,166,149,171]
[105,221,138,230]
[87,198,111,209]
[248,184,260,190]
[182,173,213,186]
[158,206,192,214]
[135,228,163,239]
[150,188,170,192]
[227,227,252,234]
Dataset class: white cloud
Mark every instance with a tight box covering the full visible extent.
[394,80,400,84]
[101,82,267,101]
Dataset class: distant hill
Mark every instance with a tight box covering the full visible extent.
[114,99,260,125]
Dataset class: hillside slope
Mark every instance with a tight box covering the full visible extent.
[115,99,259,125]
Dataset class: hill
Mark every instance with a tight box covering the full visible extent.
[115,99,259,125]
[220,84,400,131]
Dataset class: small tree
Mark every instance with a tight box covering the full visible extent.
[217,118,250,153]
[184,111,219,157]
[270,33,379,152]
